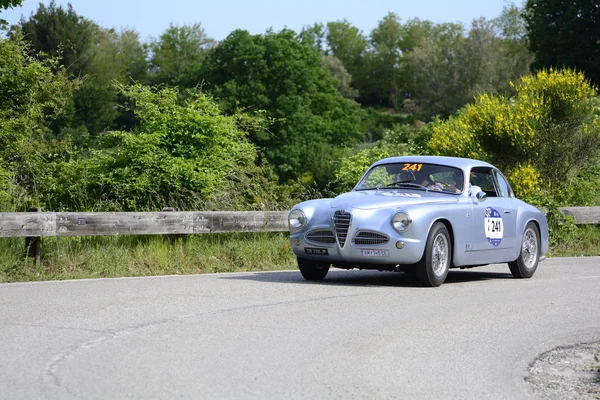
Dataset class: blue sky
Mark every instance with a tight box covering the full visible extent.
[2,0,515,42]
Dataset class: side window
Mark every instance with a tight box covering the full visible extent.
[470,168,498,197]
[494,171,514,198]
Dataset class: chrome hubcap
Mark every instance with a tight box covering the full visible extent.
[522,228,538,269]
[432,234,449,277]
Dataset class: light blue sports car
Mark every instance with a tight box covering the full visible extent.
[288,156,548,287]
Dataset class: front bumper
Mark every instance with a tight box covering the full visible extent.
[290,229,425,265]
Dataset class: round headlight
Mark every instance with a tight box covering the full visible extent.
[288,209,307,229]
[392,212,411,232]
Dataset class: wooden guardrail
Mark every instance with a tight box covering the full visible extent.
[0,211,289,238]
[1,207,599,239]
[1,207,599,262]
[557,207,600,225]
[0,210,287,263]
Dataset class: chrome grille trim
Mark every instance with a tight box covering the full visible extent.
[333,210,352,248]
[306,229,336,244]
[353,231,390,246]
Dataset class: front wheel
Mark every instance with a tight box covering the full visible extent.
[508,222,540,278]
[297,257,330,281]
[416,222,451,287]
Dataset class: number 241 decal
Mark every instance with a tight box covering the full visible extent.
[402,163,423,171]
[487,219,502,233]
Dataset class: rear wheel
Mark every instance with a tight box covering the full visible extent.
[416,222,451,287]
[509,222,540,278]
[297,257,330,281]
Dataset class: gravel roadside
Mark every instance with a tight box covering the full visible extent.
[527,341,600,399]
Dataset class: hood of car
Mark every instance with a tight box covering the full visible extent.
[330,190,459,210]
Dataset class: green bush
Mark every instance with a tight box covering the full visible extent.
[36,84,289,211]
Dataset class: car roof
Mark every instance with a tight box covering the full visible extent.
[372,155,496,171]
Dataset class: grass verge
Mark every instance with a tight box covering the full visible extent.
[547,225,600,257]
[1,225,599,283]
[0,232,297,283]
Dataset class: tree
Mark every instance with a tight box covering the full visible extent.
[403,14,532,119]
[14,1,96,76]
[403,22,466,117]
[0,34,76,209]
[149,23,215,87]
[397,18,435,53]
[298,23,326,53]
[326,19,368,77]
[200,29,364,185]
[524,0,600,87]
[321,55,358,99]
[80,27,149,133]
[0,0,21,9]
[14,2,149,135]
[491,3,534,94]
[13,2,108,133]
[98,28,148,84]
[368,12,404,109]
[324,20,370,104]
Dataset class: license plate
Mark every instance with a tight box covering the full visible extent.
[304,248,329,256]
[360,249,389,257]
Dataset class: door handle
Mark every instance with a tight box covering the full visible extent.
[503,210,512,214]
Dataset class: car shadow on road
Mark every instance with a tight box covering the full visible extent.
[221,268,514,288]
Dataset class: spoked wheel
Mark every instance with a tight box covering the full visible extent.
[417,222,451,287]
[509,222,540,278]
[297,257,330,281]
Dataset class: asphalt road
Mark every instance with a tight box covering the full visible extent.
[1,257,599,400]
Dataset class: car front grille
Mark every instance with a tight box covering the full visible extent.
[333,210,352,248]
[306,229,336,244]
[353,231,389,246]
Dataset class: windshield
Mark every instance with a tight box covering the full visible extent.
[355,162,465,194]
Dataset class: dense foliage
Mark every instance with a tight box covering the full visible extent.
[1,1,599,216]
[43,84,272,211]
[0,34,76,209]
[200,29,365,185]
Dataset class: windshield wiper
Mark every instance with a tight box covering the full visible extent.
[384,180,428,190]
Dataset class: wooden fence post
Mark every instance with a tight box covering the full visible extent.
[25,207,41,264]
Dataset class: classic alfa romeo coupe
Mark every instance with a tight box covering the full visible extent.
[288,156,548,287]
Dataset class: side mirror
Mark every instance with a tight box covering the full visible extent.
[476,191,487,202]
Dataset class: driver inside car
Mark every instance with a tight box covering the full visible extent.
[420,170,463,193]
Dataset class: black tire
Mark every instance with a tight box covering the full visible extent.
[416,222,451,287]
[297,257,330,281]
[508,222,540,278]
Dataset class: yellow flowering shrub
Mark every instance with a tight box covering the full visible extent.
[506,163,542,201]
[428,69,600,193]
[517,69,596,117]
[429,114,485,159]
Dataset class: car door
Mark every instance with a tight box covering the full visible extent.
[468,168,518,264]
